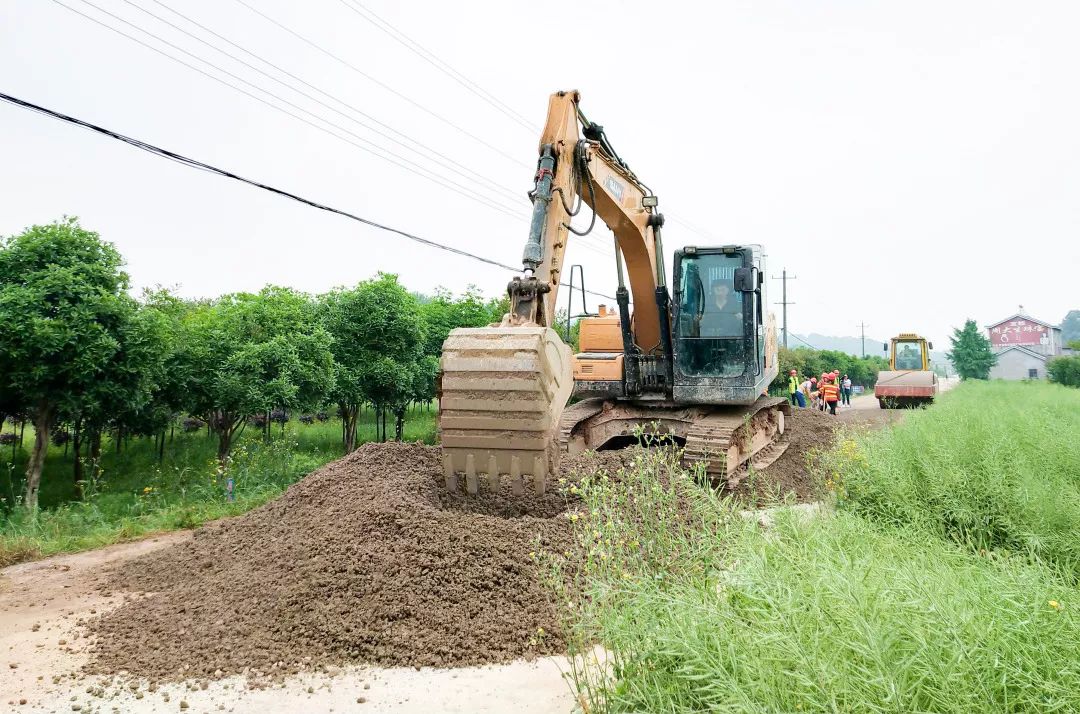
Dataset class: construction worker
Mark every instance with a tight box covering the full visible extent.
[821,374,840,415]
[819,373,830,411]
[808,377,819,409]
[842,374,853,405]
[787,369,805,408]
[799,375,814,405]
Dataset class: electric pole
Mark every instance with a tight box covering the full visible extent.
[859,322,869,358]
[771,270,797,349]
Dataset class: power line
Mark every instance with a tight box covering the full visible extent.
[228,0,531,170]
[335,0,539,133]
[0,90,617,302]
[328,1,719,250]
[126,0,526,207]
[789,333,818,350]
[54,0,618,264]
[54,0,526,222]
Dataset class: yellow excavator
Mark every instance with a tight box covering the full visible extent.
[438,90,788,495]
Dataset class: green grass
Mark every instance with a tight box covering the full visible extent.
[0,405,436,565]
[549,384,1080,712]
[823,380,1080,578]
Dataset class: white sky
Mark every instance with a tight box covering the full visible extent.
[2,0,1078,349]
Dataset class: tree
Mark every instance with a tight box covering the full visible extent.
[62,298,169,495]
[948,319,996,380]
[0,218,139,509]
[417,285,505,359]
[1061,310,1080,344]
[180,287,335,463]
[1047,346,1080,387]
[342,274,426,442]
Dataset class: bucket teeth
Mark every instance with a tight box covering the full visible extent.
[488,455,500,492]
[442,453,551,495]
[443,453,457,491]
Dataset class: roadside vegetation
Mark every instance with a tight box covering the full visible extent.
[550,381,1080,712]
[0,216,492,563]
[0,406,435,566]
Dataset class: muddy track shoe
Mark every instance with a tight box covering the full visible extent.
[438,326,573,495]
[682,397,790,480]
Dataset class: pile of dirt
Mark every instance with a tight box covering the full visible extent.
[84,409,850,682]
[727,408,841,506]
[85,443,630,681]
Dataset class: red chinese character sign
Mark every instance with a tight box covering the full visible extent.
[989,318,1047,346]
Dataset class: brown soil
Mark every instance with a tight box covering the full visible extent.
[84,408,876,683]
[85,443,631,682]
[727,408,844,506]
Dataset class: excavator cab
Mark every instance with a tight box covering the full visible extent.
[671,245,770,403]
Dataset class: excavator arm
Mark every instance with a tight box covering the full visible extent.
[507,91,665,357]
[438,90,670,495]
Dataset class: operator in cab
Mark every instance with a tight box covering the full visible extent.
[699,280,744,337]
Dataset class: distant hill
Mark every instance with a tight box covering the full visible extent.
[790,333,885,357]
[792,333,948,365]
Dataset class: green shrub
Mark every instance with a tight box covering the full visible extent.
[1048,354,1080,387]
[551,446,1080,713]
[823,381,1080,576]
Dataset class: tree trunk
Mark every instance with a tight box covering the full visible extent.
[73,418,83,500]
[380,407,387,443]
[90,430,102,481]
[394,409,404,441]
[22,401,52,511]
[170,422,175,444]
[343,404,359,453]
[159,429,166,463]
[19,419,26,445]
[217,416,238,465]
[116,427,123,455]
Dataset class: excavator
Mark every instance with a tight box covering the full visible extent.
[437,90,789,495]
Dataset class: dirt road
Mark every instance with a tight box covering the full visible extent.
[0,536,575,713]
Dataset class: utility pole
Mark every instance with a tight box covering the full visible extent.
[859,322,869,358]
[771,270,796,349]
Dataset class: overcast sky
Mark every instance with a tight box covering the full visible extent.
[3,0,1078,349]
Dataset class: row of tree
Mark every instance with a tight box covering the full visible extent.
[0,218,505,509]
[771,347,889,393]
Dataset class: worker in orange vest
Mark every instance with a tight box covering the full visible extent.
[820,375,841,415]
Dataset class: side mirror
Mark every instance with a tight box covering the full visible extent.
[883,343,888,352]
[734,267,758,292]
[928,341,934,350]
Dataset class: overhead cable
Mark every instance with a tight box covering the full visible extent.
[0,90,617,301]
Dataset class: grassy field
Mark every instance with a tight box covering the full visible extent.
[552,381,1080,712]
[0,405,436,566]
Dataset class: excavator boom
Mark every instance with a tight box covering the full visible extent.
[439,90,665,495]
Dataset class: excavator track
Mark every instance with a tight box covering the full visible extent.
[681,397,790,483]
[438,326,573,495]
[557,399,605,457]
[552,396,791,486]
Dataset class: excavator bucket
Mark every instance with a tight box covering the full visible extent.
[438,326,574,495]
